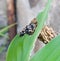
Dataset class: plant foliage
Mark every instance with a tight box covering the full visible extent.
[0,23,16,53]
[6,0,59,61]
[30,35,60,61]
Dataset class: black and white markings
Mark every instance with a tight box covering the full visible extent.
[20,19,37,37]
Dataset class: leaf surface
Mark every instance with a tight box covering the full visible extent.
[6,0,51,61]
[30,35,60,61]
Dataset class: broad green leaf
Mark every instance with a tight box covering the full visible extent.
[6,0,51,61]
[30,35,60,61]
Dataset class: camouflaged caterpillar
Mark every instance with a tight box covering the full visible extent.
[20,18,56,44]
[20,18,37,36]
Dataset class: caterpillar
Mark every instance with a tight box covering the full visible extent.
[20,18,37,36]
[20,18,56,44]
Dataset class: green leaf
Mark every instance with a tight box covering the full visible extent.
[0,23,16,38]
[0,23,17,34]
[0,33,9,39]
[6,0,51,61]
[30,35,60,61]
